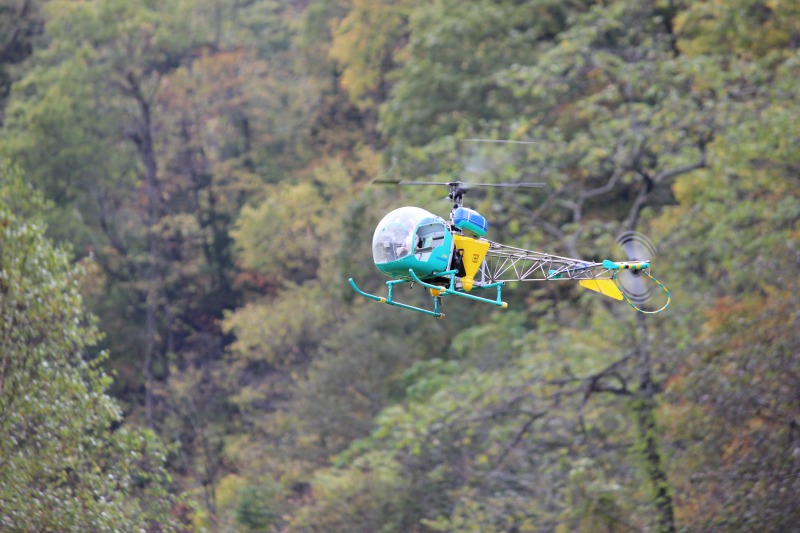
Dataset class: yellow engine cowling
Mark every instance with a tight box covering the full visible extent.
[453,235,490,291]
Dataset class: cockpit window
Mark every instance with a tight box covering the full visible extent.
[372,207,445,264]
[415,222,446,252]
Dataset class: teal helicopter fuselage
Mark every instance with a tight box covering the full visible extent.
[353,205,505,317]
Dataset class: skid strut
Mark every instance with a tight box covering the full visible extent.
[348,270,506,318]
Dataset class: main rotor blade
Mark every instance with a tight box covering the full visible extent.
[371,179,546,190]
[371,179,459,187]
[397,180,455,186]
[375,180,544,188]
[469,182,546,189]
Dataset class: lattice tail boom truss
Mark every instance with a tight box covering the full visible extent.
[476,240,614,285]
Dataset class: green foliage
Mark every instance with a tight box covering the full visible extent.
[234,181,328,281]
[285,451,410,533]
[651,48,800,527]
[380,0,589,146]
[2,0,799,531]
[675,0,800,58]
[291,304,453,458]
[0,163,174,530]
[236,480,281,532]
[0,0,45,120]
[302,312,659,531]
[329,0,420,109]
[400,358,462,402]
[2,3,276,516]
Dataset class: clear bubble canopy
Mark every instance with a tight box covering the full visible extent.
[372,206,445,264]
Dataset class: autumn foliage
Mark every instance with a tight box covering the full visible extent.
[1,0,798,531]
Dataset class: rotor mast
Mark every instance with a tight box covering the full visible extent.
[446,181,469,209]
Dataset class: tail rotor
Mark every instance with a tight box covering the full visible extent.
[613,231,670,313]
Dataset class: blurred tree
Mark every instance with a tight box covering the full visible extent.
[329,0,421,111]
[380,0,592,147]
[654,43,800,529]
[0,0,44,121]
[2,0,799,530]
[675,0,800,58]
[1,0,286,520]
[0,162,175,531]
[3,0,206,425]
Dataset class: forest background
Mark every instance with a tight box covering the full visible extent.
[0,0,798,531]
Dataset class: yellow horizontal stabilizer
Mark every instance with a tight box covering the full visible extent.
[579,279,624,301]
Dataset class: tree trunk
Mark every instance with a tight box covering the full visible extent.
[128,71,161,430]
[633,320,675,533]
[633,393,675,533]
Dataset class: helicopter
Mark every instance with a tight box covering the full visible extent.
[348,180,670,318]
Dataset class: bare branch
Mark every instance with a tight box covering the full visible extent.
[491,410,546,469]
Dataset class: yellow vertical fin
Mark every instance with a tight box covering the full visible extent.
[579,279,624,301]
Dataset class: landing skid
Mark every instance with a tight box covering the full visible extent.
[348,269,507,318]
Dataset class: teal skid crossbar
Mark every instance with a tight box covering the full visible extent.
[348,270,507,318]
[406,270,507,308]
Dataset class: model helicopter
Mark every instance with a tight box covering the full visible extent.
[348,180,670,318]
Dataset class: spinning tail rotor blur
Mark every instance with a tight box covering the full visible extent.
[612,231,670,314]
